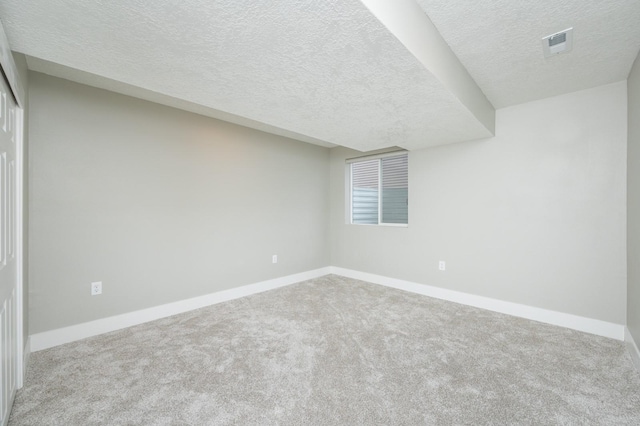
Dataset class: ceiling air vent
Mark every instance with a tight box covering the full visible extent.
[542,28,573,58]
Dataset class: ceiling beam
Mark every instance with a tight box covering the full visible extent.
[360,0,495,135]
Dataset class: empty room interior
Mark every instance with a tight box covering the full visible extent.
[1,0,640,424]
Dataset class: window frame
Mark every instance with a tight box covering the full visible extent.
[347,151,408,227]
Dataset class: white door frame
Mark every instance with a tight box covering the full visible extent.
[0,18,26,390]
[14,104,24,389]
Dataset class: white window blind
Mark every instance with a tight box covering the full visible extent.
[381,154,408,224]
[351,159,379,224]
[349,152,408,225]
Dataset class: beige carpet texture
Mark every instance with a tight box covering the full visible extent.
[10,275,640,425]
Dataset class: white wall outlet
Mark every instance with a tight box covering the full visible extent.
[438,261,446,271]
[91,281,102,296]
[272,255,278,264]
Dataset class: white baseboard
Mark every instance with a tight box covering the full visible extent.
[30,267,331,352]
[625,327,640,372]
[330,267,625,341]
[30,266,628,352]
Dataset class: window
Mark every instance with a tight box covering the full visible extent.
[348,151,408,225]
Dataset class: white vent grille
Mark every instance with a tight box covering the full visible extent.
[542,28,573,58]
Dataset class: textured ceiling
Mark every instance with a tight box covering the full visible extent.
[2,1,639,150]
[417,0,640,108]
[24,55,338,148]
[0,0,493,151]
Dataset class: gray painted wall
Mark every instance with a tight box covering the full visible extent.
[27,70,629,334]
[28,72,330,334]
[13,51,29,345]
[330,82,627,324]
[629,53,640,343]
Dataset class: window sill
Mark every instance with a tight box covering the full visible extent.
[349,223,408,228]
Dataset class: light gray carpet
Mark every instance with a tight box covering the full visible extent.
[9,275,640,425]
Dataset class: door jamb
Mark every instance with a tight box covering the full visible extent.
[0,18,27,389]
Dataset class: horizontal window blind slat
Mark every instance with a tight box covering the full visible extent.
[381,154,408,189]
[381,154,408,224]
[351,159,379,189]
[352,185,378,224]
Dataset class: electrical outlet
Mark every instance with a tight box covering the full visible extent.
[91,281,102,296]
[272,255,278,264]
[438,261,446,271]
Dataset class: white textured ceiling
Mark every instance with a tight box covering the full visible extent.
[0,0,493,151]
[1,1,639,150]
[417,0,640,108]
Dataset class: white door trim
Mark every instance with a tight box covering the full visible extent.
[0,19,25,109]
[0,18,26,393]
[14,106,24,388]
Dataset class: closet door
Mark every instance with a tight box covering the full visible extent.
[0,72,18,426]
